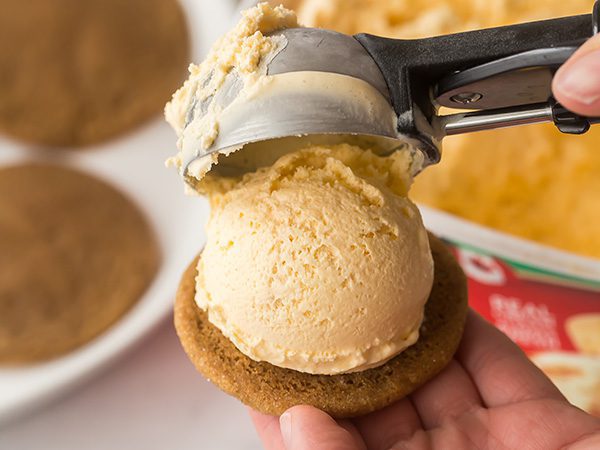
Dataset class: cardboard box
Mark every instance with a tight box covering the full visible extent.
[423,206,600,416]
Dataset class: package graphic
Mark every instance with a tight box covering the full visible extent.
[422,207,600,416]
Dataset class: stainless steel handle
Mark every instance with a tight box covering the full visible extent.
[441,104,553,135]
[439,102,600,136]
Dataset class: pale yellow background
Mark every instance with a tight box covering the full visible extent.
[276,0,600,259]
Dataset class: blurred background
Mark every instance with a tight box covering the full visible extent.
[0,0,598,448]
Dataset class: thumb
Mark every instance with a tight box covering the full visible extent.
[279,405,365,450]
[553,33,600,117]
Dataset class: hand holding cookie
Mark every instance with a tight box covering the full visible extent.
[251,311,600,450]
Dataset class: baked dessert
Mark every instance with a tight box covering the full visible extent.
[0,163,160,363]
[566,314,600,356]
[167,3,468,417]
[531,352,600,418]
[0,0,190,147]
[176,234,467,417]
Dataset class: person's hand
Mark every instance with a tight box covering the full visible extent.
[553,33,600,116]
[250,310,600,449]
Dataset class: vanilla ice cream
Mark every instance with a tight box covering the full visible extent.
[196,144,433,374]
[167,3,435,375]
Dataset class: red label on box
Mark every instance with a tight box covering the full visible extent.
[447,245,600,354]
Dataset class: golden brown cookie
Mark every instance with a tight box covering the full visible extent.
[175,235,468,418]
[0,0,189,147]
[566,314,600,355]
[0,163,161,363]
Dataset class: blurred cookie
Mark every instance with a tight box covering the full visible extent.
[566,314,600,355]
[175,235,468,418]
[531,352,600,417]
[0,0,189,147]
[0,164,161,363]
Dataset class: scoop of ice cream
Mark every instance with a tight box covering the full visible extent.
[195,144,433,375]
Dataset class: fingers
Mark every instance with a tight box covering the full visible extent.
[553,34,600,116]
[249,409,285,450]
[487,399,600,450]
[352,397,422,450]
[251,405,365,450]
[456,310,564,408]
[411,359,483,429]
[280,406,366,450]
[565,431,600,450]
[249,406,365,450]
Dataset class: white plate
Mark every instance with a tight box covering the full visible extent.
[0,0,235,425]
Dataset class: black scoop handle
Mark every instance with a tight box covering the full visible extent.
[355,11,597,162]
[356,13,593,116]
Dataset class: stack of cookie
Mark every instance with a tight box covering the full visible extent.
[0,0,190,364]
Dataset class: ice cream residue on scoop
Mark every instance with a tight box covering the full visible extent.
[165,3,298,180]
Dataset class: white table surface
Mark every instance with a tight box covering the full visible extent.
[0,318,262,450]
[0,1,264,448]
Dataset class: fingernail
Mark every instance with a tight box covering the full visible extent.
[280,411,292,448]
[556,50,600,105]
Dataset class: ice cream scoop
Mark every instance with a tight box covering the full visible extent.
[177,1,599,178]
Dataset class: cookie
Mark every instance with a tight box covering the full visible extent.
[531,352,600,417]
[0,0,189,147]
[175,234,468,418]
[566,314,600,355]
[0,164,161,363]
